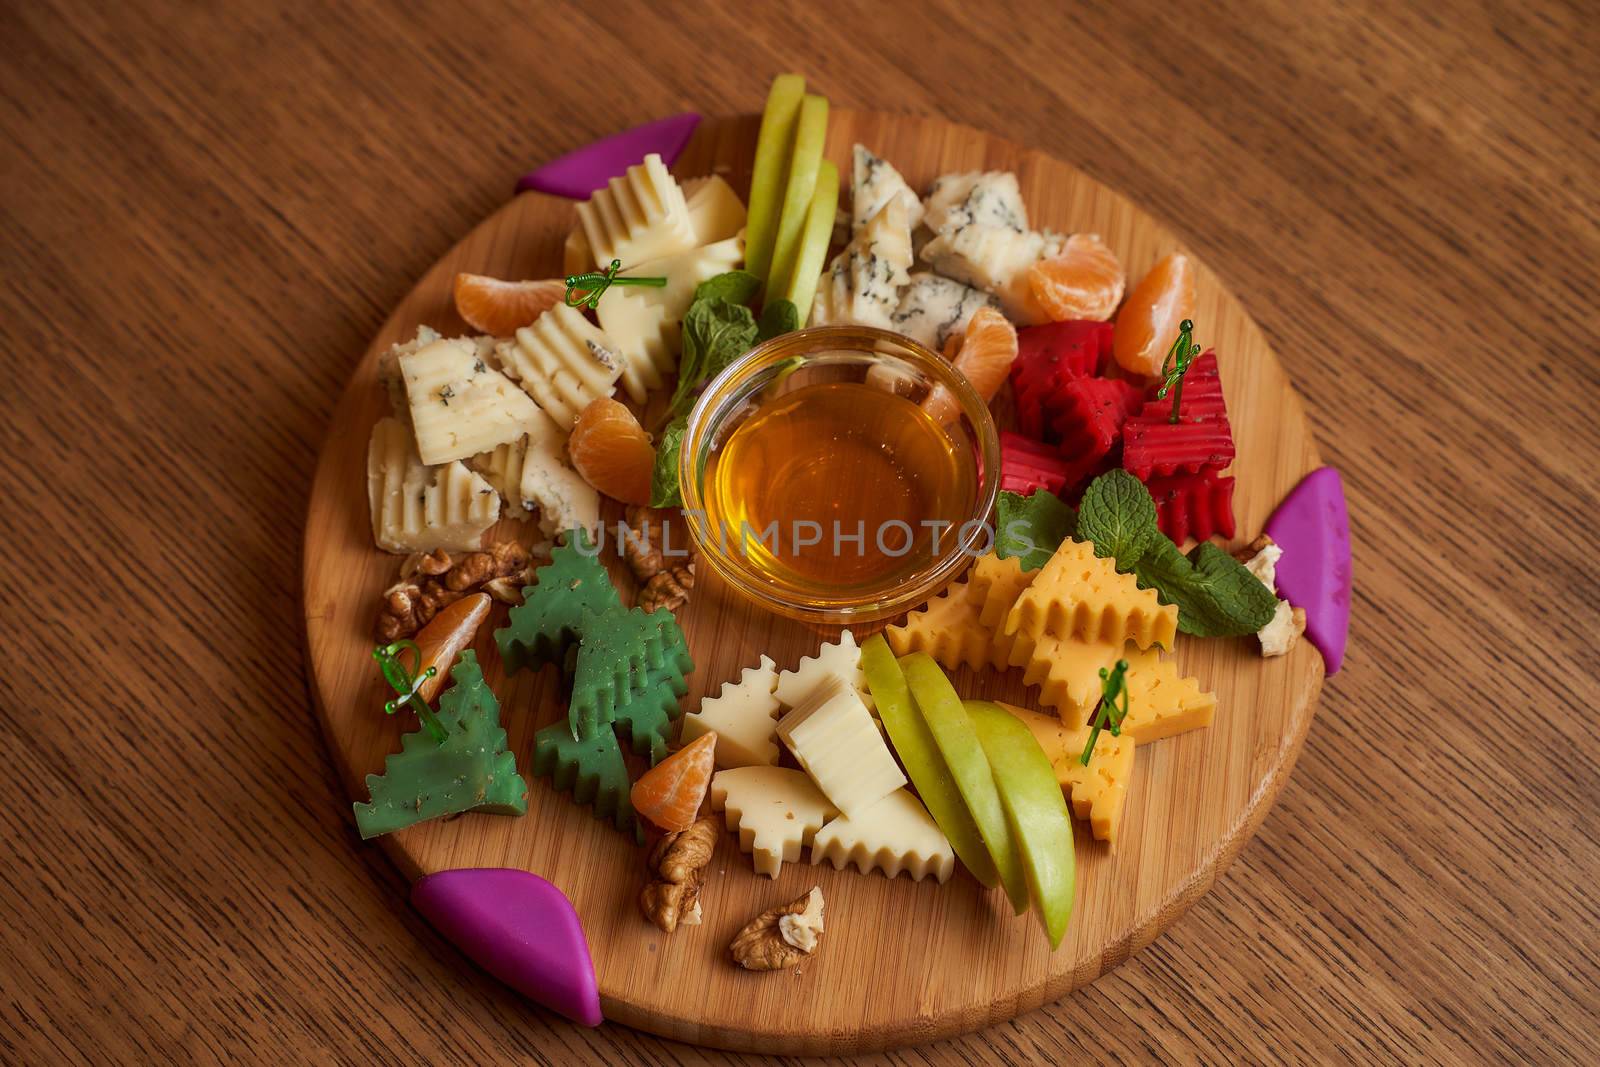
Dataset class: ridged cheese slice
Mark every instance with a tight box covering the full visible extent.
[1120,646,1217,744]
[680,655,780,768]
[682,174,748,245]
[1003,539,1177,650]
[776,678,906,818]
[367,417,500,554]
[885,574,1009,672]
[774,628,871,710]
[496,304,623,429]
[399,336,543,465]
[1020,635,1124,719]
[1003,702,1134,846]
[711,765,838,878]
[811,789,954,883]
[812,196,913,331]
[576,153,696,268]
[595,233,745,400]
[467,408,599,540]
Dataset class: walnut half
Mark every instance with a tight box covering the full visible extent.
[639,816,719,933]
[730,887,825,971]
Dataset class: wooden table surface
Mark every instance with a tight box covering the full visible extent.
[3,1,1595,1062]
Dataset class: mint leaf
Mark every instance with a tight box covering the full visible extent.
[649,417,688,508]
[756,298,799,343]
[693,270,761,306]
[669,297,758,418]
[1076,470,1159,571]
[996,489,1077,571]
[1134,539,1279,637]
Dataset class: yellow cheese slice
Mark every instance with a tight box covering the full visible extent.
[1020,635,1124,719]
[1004,539,1177,651]
[680,655,780,768]
[774,628,872,711]
[776,678,906,817]
[366,417,500,554]
[1120,646,1217,744]
[884,574,1008,672]
[1002,702,1134,846]
[711,765,838,878]
[576,153,696,268]
[810,789,954,883]
[495,304,624,429]
[971,552,1033,665]
[399,336,544,465]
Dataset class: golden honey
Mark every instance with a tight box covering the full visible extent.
[701,380,978,603]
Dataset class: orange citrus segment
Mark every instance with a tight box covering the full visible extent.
[412,593,492,705]
[453,273,565,336]
[568,396,656,506]
[1112,252,1195,377]
[923,306,1019,424]
[1027,233,1125,322]
[630,731,717,832]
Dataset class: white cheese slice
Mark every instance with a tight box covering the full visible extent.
[399,336,544,465]
[367,416,500,553]
[467,407,599,540]
[576,153,697,268]
[774,628,872,710]
[681,655,781,768]
[682,174,748,245]
[711,765,838,878]
[890,272,997,351]
[776,678,906,818]
[811,789,955,883]
[495,303,624,429]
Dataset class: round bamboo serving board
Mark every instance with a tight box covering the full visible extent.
[303,110,1325,1054]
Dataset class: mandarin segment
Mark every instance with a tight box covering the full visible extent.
[631,730,718,832]
[453,274,565,336]
[1113,252,1195,377]
[1026,234,1126,323]
[923,307,1018,424]
[568,396,656,506]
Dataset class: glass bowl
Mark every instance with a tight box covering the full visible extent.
[677,325,1000,625]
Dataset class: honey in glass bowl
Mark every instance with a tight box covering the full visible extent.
[679,327,1000,625]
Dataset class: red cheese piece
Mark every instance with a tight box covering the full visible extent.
[1051,377,1145,467]
[1000,431,1072,495]
[1145,470,1236,544]
[1122,418,1237,480]
[1136,351,1226,422]
[1011,320,1113,439]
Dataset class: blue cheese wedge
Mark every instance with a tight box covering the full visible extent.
[399,335,544,466]
[467,408,599,539]
[811,197,913,331]
[495,303,624,429]
[367,416,500,553]
[922,224,1064,326]
[890,272,998,350]
[851,145,923,232]
[922,170,1029,236]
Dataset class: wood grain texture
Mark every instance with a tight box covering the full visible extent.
[2,0,1597,1063]
[304,110,1324,1053]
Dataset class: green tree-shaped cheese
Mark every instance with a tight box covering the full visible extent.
[353,650,527,840]
[532,717,639,839]
[494,531,621,674]
[568,606,694,739]
[611,663,690,765]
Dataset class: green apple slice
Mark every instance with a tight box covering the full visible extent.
[781,159,838,325]
[899,653,1029,913]
[765,93,829,297]
[963,700,1076,948]
[862,635,998,887]
[744,74,805,284]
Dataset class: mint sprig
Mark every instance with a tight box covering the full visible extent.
[996,489,1077,572]
[1073,471,1277,638]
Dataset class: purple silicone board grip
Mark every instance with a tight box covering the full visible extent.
[1264,466,1351,674]
[515,113,701,198]
[412,868,602,1027]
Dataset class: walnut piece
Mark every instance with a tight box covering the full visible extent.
[622,505,696,614]
[730,887,825,971]
[639,816,719,934]
[374,540,542,640]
